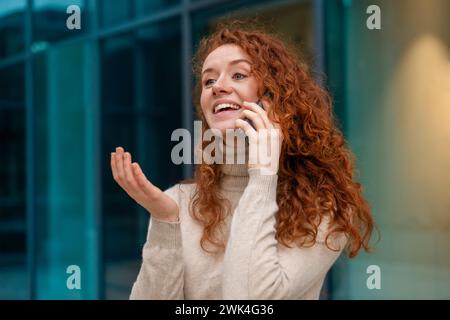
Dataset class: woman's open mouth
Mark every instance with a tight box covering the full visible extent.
[213,103,242,116]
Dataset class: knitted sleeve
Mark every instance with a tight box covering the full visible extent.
[222,169,347,299]
[129,185,184,299]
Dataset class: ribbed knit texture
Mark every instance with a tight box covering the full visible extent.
[130,161,347,300]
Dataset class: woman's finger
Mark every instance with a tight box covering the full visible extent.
[235,119,259,166]
[113,147,134,195]
[132,162,160,201]
[241,109,266,131]
[235,118,257,142]
[111,152,119,181]
[123,152,142,195]
[243,101,274,129]
[115,147,126,185]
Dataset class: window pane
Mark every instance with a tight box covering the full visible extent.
[33,0,86,45]
[191,0,315,90]
[33,40,99,299]
[101,18,183,299]
[99,0,132,28]
[0,0,26,58]
[101,36,134,113]
[326,0,450,299]
[0,63,27,299]
[135,0,180,18]
[99,0,180,28]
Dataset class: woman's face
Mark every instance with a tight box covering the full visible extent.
[200,44,259,134]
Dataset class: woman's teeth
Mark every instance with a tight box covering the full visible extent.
[214,103,241,114]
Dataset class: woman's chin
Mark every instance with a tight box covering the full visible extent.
[209,120,239,136]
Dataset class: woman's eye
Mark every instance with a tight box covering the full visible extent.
[233,73,247,80]
[204,73,247,87]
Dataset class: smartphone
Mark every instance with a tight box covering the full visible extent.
[256,100,266,110]
[245,90,271,129]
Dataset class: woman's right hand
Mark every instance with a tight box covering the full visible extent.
[111,147,179,222]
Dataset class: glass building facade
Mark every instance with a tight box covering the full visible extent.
[0,0,449,299]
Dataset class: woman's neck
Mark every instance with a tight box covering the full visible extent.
[221,132,249,165]
[219,134,250,192]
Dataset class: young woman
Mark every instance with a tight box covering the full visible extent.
[111,21,374,300]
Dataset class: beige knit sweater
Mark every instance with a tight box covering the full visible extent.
[129,163,347,300]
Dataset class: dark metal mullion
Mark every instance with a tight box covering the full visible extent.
[313,0,333,300]
[313,0,326,86]
[187,0,239,12]
[0,53,27,69]
[87,0,104,300]
[0,0,235,70]
[341,0,349,138]
[25,0,36,300]
[320,0,349,300]
[181,0,194,179]
[96,5,182,39]
[130,0,136,19]
[133,30,149,248]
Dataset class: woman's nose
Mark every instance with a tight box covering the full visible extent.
[212,78,231,95]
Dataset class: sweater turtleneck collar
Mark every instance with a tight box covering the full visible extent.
[219,137,250,192]
[219,163,249,192]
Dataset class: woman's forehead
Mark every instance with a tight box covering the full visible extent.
[202,44,252,71]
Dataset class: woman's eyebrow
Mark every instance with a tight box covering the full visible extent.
[202,59,252,75]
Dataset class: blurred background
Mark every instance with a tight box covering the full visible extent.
[0,0,449,299]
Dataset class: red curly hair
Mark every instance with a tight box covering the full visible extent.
[186,19,374,258]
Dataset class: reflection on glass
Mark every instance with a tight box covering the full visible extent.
[327,0,450,299]
[101,18,183,299]
[99,0,132,27]
[135,0,180,17]
[99,0,181,27]
[0,63,27,299]
[33,40,99,299]
[191,0,314,62]
[33,0,85,45]
[0,0,26,58]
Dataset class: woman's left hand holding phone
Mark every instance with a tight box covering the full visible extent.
[235,101,283,175]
